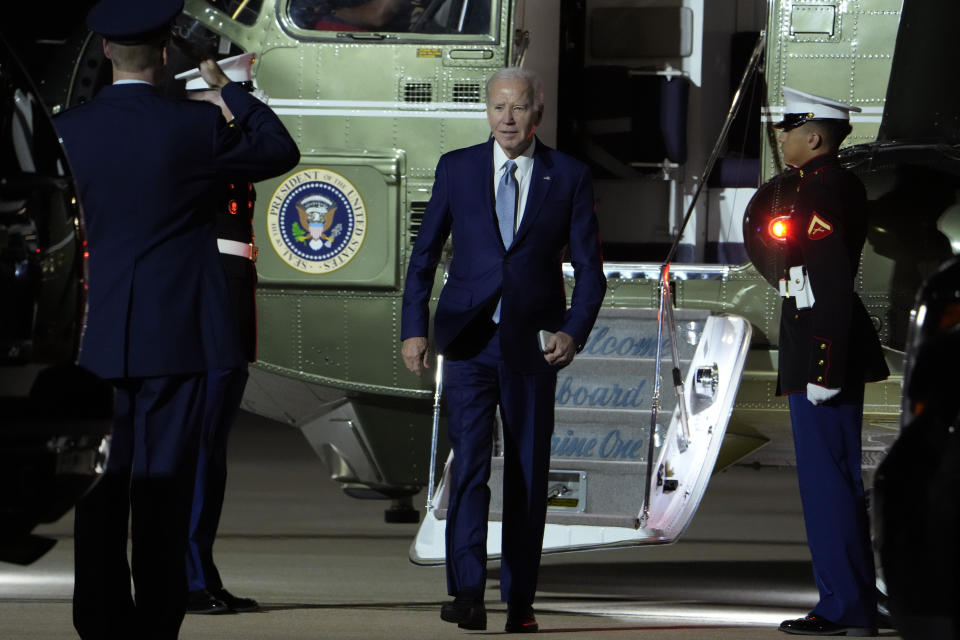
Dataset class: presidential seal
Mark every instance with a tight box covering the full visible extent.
[267,168,367,274]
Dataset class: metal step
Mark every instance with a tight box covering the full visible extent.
[411,309,752,563]
[432,308,711,528]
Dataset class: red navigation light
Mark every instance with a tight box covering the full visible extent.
[768,216,790,242]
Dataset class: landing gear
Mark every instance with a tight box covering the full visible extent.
[384,496,420,524]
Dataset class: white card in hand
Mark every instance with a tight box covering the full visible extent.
[538,329,554,352]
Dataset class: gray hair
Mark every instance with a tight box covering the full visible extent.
[485,67,544,109]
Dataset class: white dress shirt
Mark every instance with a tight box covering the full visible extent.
[492,138,536,232]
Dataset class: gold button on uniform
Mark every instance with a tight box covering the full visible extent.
[820,343,826,350]
[817,376,823,382]
[818,359,824,366]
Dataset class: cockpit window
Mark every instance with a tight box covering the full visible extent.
[288,0,495,37]
[203,0,264,26]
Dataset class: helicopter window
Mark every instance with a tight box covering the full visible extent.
[203,0,264,26]
[288,0,495,37]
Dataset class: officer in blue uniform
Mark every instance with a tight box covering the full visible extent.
[770,87,889,637]
[180,57,262,616]
[54,1,299,638]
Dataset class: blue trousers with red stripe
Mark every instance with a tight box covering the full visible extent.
[186,365,249,593]
[789,388,876,628]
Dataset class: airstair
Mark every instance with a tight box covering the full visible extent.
[410,300,751,562]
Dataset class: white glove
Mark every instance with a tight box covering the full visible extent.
[806,383,840,405]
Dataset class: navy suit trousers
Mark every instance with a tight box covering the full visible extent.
[789,388,877,628]
[443,329,556,605]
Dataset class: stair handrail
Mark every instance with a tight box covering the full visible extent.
[640,30,766,528]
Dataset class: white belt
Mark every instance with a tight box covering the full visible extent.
[217,238,256,260]
[779,265,815,309]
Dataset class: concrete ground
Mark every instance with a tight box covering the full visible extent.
[0,412,902,639]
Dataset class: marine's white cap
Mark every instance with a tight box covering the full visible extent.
[774,86,861,130]
[175,52,256,91]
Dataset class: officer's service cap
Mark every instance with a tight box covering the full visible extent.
[774,86,861,131]
[175,53,257,91]
[87,0,184,45]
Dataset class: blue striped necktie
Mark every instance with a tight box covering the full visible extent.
[493,159,518,323]
[496,160,518,248]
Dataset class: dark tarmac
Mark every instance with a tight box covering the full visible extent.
[0,412,903,639]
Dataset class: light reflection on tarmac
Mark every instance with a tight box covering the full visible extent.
[0,412,902,639]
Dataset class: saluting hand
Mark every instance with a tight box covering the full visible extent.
[198,58,231,89]
[542,331,576,368]
[402,337,431,376]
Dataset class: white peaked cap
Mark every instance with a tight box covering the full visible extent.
[175,52,257,91]
[781,85,861,121]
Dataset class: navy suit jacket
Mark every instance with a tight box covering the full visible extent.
[402,138,606,374]
[56,82,299,380]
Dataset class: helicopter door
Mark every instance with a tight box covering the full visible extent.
[410,307,752,564]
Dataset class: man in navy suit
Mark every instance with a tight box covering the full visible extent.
[54,1,299,637]
[401,67,605,633]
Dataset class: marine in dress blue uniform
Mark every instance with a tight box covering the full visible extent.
[185,178,260,614]
[179,56,263,616]
[400,67,606,633]
[54,2,299,637]
[770,87,889,637]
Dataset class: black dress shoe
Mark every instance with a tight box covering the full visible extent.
[440,595,486,630]
[779,614,877,636]
[505,605,538,633]
[186,589,232,615]
[875,591,893,629]
[212,588,260,612]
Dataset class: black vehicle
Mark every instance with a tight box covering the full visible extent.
[861,3,960,635]
[0,34,112,565]
[873,255,960,640]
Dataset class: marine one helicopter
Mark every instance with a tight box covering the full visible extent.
[17,0,960,560]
